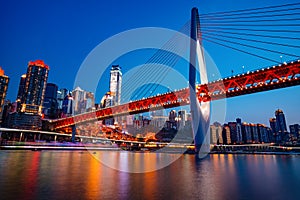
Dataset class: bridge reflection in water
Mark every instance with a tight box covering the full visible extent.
[1,151,300,199]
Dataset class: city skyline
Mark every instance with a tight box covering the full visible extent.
[1,0,300,126]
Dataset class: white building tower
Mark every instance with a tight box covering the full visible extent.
[109,65,122,106]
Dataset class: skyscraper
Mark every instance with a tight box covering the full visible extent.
[42,83,58,119]
[236,118,243,144]
[250,123,259,143]
[57,88,69,109]
[269,118,277,134]
[109,65,122,106]
[0,67,9,119]
[269,117,281,143]
[222,124,231,144]
[275,109,287,134]
[16,74,26,102]
[241,122,252,143]
[20,60,49,115]
[289,124,299,137]
[72,87,86,114]
[210,122,223,144]
[62,94,73,117]
[85,91,95,112]
[178,110,187,127]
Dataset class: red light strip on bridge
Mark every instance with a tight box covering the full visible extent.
[50,60,300,130]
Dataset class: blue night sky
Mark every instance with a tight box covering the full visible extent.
[0,0,299,126]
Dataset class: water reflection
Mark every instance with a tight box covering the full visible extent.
[0,151,300,200]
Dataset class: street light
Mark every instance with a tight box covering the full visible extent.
[280,56,283,63]
[242,66,245,73]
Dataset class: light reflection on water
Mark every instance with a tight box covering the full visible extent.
[0,151,300,200]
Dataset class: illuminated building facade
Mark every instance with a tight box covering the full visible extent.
[275,109,287,134]
[257,124,270,143]
[250,123,259,143]
[57,88,69,109]
[0,67,9,119]
[72,87,85,114]
[210,122,223,144]
[20,60,49,115]
[236,118,243,143]
[109,65,122,106]
[72,87,95,114]
[241,122,252,143]
[222,124,231,144]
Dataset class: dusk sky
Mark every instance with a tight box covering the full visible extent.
[1,0,299,126]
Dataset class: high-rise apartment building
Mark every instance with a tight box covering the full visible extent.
[210,122,223,144]
[241,122,253,143]
[275,109,287,133]
[20,60,49,115]
[222,124,231,144]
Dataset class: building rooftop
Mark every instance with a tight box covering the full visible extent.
[28,60,49,70]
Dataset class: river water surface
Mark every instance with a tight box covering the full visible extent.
[0,150,300,200]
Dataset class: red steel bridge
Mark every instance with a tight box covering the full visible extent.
[43,5,300,151]
[48,60,300,130]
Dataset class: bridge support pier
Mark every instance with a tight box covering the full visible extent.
[71,125,76,143]
[19,132,23,142]
[189,8,210,157]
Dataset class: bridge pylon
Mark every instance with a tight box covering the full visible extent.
[189,7,210,157]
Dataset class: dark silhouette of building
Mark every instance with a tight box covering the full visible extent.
[62,94,73,117]
[16,74,26,100]
[42,83,58,119]
[250,123,259,143]
[0,67,9,120]
[241,122,252,143]
[275,109,287,134]
[289,124,299,137]
[16,74,26,111]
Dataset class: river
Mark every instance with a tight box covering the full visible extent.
[0,150,300,200]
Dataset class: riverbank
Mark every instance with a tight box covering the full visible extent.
[2,144,300,156]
